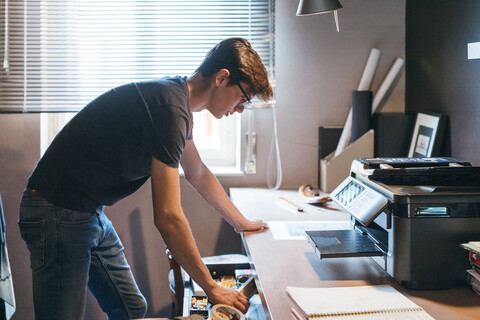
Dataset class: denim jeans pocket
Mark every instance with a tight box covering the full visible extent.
[18,219,46,271]
[58,212,100,246]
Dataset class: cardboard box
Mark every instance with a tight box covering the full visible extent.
[320,130,374,192]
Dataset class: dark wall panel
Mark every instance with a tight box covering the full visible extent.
[406,0,480,164]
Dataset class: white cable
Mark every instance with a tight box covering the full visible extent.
[267,106,282,190]
[244,108,255,174]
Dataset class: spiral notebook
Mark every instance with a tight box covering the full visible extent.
[286,285,435,319]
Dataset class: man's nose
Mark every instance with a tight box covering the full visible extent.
[235,105,245,114]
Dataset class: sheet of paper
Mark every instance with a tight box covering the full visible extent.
[268,220,352,240]
[467,269,480,281]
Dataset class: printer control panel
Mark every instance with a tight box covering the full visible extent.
[331,176,389,226]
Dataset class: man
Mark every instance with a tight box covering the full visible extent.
[18,38,273,320]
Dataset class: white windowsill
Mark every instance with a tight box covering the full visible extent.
[210,166,245,177]
[179,166,245,177]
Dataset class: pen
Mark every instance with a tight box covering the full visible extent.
[291,307,304,320]
[279,197,304,212]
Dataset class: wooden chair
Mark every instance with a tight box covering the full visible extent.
[166,248,186,317]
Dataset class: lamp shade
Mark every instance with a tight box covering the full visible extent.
[296,0,342,16]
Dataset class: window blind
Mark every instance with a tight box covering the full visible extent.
[0,0,274,112]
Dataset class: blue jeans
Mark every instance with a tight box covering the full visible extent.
[18,191,147,320]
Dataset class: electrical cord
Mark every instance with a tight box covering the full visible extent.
[266,106,282,190]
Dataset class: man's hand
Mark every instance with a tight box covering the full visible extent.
[234,219,268,233]
[206,284,250,314]
[180,141,269,234]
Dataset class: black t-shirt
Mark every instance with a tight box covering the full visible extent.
[28,76,193,212]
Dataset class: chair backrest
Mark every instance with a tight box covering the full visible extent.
[166,248,184,317]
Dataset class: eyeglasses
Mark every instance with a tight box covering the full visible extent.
[237,83,252,106]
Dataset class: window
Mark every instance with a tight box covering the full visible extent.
[1,0,274,171]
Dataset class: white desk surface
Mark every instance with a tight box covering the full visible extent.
[230,187,480,320]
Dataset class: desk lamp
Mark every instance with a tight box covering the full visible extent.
[296,0,343,32]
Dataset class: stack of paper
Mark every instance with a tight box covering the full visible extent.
[460,241,480,295]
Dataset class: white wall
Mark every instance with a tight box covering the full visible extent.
[1,1,405,318]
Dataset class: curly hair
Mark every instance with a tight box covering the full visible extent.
[195,38,273,102]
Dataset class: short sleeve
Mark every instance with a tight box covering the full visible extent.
[147,104,190,168]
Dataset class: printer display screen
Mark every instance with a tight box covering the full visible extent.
[331,177,389,226]
[336,180,364,207]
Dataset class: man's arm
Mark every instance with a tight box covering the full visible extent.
[151,157,249,312]
[180,140,267,232]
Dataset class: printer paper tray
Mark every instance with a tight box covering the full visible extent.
[305,229,385,259]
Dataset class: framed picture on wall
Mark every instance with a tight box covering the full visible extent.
[408,113,447,157]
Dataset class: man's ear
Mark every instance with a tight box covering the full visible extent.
[215,69,230,87]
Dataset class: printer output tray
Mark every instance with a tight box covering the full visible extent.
[305,229,385,259]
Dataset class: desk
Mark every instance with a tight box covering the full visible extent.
[230,188,480,320]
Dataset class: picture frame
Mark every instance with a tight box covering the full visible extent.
[408,112,447,157]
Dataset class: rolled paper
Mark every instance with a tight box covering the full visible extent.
[371,57,405,114]
[335,48,381,157]
[358,48,382,91]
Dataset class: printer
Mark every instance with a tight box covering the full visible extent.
[306,157,480,289]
